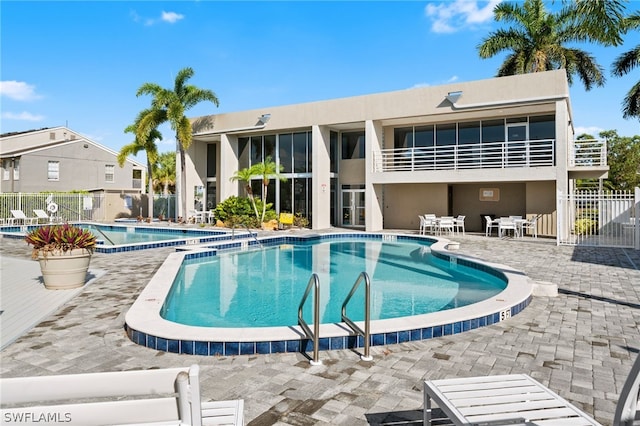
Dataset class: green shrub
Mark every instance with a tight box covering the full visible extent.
[214,196,277,227]
[574,218,597,235]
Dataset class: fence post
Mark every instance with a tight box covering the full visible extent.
[556,190,563,246]
[633,187,640,250]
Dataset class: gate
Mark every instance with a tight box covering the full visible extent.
[557,188,639,249]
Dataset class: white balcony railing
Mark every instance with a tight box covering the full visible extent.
[373,139,556,172]
[569,139,607,167]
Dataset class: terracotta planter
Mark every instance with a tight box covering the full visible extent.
[37,249,92,290]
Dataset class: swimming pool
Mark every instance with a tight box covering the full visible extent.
[161,239,506,328]
[0,223,240,253]
[125,233,533,357]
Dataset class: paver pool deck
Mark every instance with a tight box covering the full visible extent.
[1,229,639,426]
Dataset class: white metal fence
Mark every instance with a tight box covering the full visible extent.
[557,188,640,249]
[0,193,107,223]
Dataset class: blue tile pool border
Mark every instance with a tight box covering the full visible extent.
[125,232,532,357]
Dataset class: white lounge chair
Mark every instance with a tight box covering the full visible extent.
[33,209,58,223]
[9,209,37,225]
[424,350,640,426]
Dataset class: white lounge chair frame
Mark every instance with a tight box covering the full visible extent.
[424,350,640,426]
[1,364,244,426]
[9,209,37,225]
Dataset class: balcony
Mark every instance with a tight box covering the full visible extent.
[372,139,607,173]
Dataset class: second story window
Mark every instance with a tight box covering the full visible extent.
[48,161,60,181]
[2,160,9,181]
[105,164,115,183]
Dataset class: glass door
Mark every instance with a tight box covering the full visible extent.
[341,189,365,228]
[506,123,527,167]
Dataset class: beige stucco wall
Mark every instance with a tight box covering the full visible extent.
[450,183,526,232]
[526,181,557,237]
[383,184,449,230]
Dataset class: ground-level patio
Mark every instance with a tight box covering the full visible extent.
[1,230,639,425]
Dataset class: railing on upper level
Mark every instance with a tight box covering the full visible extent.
[372,139,607,173]
[569,139,607,168]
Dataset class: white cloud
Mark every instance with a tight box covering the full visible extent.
[425,0,502,34]
[0,81,42,101]
[130,10,184,26]
[411,75,459,89]
[161,11,184,24]
[1,111,45,121]
[574,126,604,137]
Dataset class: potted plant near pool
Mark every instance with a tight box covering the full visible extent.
[25,223,97,290]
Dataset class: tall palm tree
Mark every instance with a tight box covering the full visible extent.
[118,111,162,218]
[612,11,640,119]
[136,67,219,220]
[477,0,615,90]
[251,156,286,222]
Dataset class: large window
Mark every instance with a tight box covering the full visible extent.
[529,115,555,140]
[207,144,217,177]
[48,161,60,181]
[342,131,365,159]
[2,160,9,180]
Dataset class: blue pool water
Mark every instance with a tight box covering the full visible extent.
[161,238,507,328]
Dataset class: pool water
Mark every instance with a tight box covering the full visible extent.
[161,239,506,328]
[81,224,225,247]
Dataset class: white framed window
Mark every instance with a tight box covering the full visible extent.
[13,159,19,180]
[2,160,9,181]
[48,161,60,181]
[105,164,115,183]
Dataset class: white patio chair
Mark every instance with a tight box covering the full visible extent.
[9,209,37,225]
[437,217,455,236]
[423,214,437,234]
[484,215,499,237]
[453,215,465,235]
[498,217,519,238]
[520,214,539,238]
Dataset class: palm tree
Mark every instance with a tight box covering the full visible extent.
[477,0,615,90]
[154,151,176,195]
[118,111,162,219]
[612,11,640,119]
[136,67,219,220]
[230,166,261,220]
[251,156,286,222]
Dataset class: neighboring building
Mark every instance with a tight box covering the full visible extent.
[0,126,146,194]
[184,69,607,236]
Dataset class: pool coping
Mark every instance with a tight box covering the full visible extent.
[125,232,533,356]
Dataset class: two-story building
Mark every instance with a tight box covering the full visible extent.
[182,69,607,236]
[0,126,146,194]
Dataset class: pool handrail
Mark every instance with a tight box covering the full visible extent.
[341,272,372,361]
[298,273,321,365]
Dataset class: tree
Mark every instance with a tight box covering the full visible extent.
[154,151,176,195]
[599,130,640,191]
[251,156,286,222]
[230,166,261,220]
[612,11,640,120]
[477,0,625,90]
[136,67,219,221]
[118,111,162,218]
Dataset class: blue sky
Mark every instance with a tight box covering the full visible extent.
[2,1,639,164]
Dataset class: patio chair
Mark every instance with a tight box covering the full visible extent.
[33,209,54,224]
[453,215,465,235]
[424,349,640,426]
[498,217,519,238]
[484,215,499,237]
[520,215,539,238]
[437,217,455,236]
[9,209,37,225]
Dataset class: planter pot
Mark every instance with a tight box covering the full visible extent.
[37,249,92,290]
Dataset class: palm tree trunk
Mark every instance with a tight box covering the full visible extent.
[147,159,154,219]
[178,140,187,221]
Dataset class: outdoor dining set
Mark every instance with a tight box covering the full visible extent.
[418,214,538,238]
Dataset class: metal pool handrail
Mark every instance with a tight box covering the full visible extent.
[298,273,321,365]
[341,271,372,361]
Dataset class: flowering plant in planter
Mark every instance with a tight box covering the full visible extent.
[25,223,97,260]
